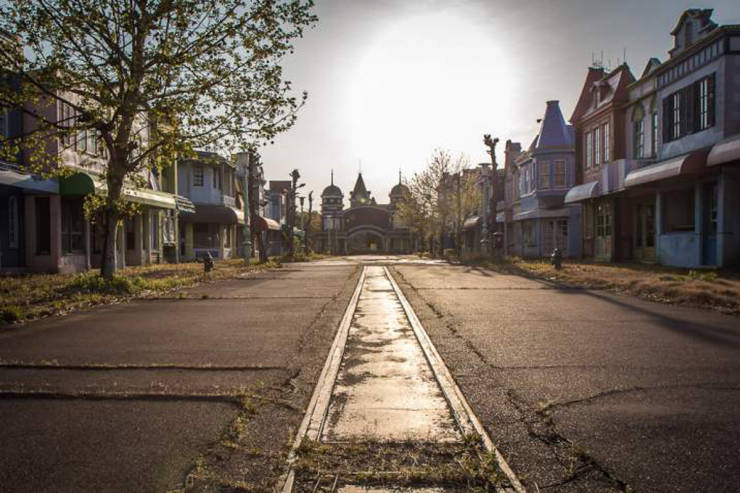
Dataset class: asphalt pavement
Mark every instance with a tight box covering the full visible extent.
[391,262,740,493]
[0,262,361,492]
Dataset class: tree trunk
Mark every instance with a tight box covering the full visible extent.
[100,205,119,279]
[99,171,125,280]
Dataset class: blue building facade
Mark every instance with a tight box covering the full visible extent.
[507,101,581,258]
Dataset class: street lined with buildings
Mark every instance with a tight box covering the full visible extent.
[1,256,739,491]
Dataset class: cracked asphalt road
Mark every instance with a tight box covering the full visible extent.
[391,262,740,493]
[0,263,361,493]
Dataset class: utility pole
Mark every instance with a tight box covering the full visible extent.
[456,172,462,257]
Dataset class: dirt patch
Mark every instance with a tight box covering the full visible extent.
[293,438,509,492]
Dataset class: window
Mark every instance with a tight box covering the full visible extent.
[59,103,74,147]
[538,161,550,189]
[596,203,612,238]
[698,77,711,130]
[663,74,715,142]
[633,120,645,158]
[35,197,51,255]
[594,127,600,165]
[602,123,610,162]
[553,160,566,187]
[212,166,221,189]
[77,129,87,153]
[651,112,658,156]
[193,165,204,186]
[663,188,695,232]
[671,92,680,140]
[585,132,592,169]
[150,211,159,250]
[61,197,84,254]
[8,196,18,249]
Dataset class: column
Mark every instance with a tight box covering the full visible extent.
[84,219,91,270]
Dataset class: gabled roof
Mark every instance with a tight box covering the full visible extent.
[670,8,716,35]
[570,67,604,122]
[640,57,662,78]
[572,64,635,123]
[535,101,573,150]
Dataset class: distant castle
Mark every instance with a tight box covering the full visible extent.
[312,172,413,254]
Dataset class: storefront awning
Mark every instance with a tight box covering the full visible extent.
[59,171,176,209]
[707,134,740,167]
[462,216,481,230]
[564,181,600,204]
[175,195,196,214]
[624,151,706,188]
[0,163,58,193]
[253,216,281,231]
[181,203,243,224]
[513,208,570,221]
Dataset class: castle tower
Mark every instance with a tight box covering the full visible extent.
[349,173,372,208]
[321,170,344,231]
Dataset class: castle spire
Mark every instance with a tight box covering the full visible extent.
[399,169,402,185]
[331,169,334,185]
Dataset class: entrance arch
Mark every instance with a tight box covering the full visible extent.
[347,228,386,254]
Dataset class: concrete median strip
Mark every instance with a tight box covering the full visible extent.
[280,265,524,492]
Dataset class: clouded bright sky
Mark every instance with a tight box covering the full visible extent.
[260,0,739,205]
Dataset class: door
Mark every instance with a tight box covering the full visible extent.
[634,201,656,262]
[595,202,612,261]
[702,182,717,266]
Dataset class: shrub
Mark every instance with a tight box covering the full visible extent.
[68,272,145,295]
[1,305,24,323]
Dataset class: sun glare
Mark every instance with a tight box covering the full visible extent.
[348,12,516,180]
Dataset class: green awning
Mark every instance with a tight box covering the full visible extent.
[60,171,176,210]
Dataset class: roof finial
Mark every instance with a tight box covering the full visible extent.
[398,169,402,185]
[358,159,362,174]
[331,169,334,185]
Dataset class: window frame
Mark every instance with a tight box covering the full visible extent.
[633,120,645,159]
[538,161,550,189]
[585,132,593,169]
[193,165,204,187]
[61,197,85,255]
[602,123,610,162]
[553,160,566,188]
[594,127,600,165]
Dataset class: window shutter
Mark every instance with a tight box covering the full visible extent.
[662,98,671,143]
[681,85,691,136]
[707,74,716,127]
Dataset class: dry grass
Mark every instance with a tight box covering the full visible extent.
[483,258,740,315]
[0,258,283,325]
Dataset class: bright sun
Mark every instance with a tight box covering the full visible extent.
[348,11,517,180]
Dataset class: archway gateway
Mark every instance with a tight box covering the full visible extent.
[347,229,385,254]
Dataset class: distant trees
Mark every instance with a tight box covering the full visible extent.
[0,0,316,278]
[397,149,480,254]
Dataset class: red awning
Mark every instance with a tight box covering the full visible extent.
[253,215,281,231]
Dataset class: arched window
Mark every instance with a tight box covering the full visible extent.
[632,104,645,158]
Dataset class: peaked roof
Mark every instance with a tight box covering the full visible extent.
[535,101,573,150]
[351,173,368,196]
[570,67,604,122]
[640,57,662,78]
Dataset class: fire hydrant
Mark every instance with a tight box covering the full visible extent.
[203,252,214,274]
[550,248,563,270]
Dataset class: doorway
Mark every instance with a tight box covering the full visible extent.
[634,201,656,262]
[702,182,717,266]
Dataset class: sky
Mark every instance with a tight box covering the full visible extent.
[259,0,739,206]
